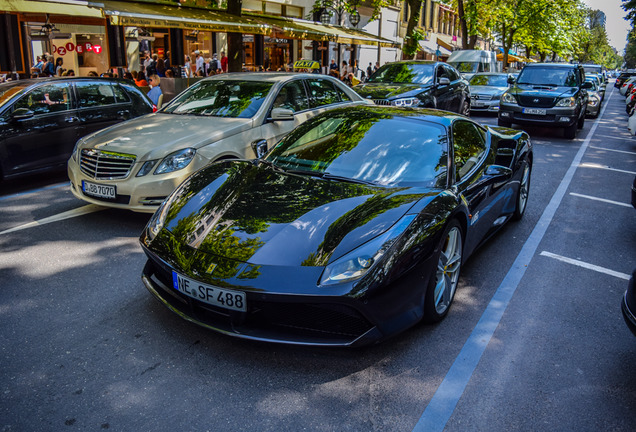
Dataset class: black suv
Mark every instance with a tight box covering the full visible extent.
[354,61,471,115]
[498,63,592,139]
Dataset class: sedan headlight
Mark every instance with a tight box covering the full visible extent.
[588,94,600,106]
[556,97,576,107]
[501,92,517,104]
[320,214,416,285]
[391,97,420,107]
[154,148,196,175]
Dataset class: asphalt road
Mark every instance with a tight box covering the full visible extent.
[0,84,634,432]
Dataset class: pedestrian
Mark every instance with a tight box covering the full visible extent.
[135,70,148,87]
[329,59,338,72]
[195,50,204,74]
[157,58,166,77]
[32,56,44,73]
[340,61,348,81]
[147,74,162,105]
[367,62,373,78]
[55,57,64,76]
[182,55,192,77]
[211,53,221,73]
[220,51,228,72]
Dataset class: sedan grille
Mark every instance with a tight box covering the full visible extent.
[80,149,136,180]
[517,95,557,108]
[473,93,495,101]
[372,99,391,106]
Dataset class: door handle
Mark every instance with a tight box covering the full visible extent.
[65,116,80,123]
[118,110,130,117]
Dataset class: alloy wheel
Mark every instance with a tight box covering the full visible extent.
[434,226,462,315]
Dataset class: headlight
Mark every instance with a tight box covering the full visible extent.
[137,160,158,177]
[320,214,416,285]
[588,95,600,106]
[154,148,196,175]
[556,97,575,107]
[391,97,420,107]
[501,92,517,104]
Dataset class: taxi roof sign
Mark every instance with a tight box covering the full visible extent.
[293,60,320,69]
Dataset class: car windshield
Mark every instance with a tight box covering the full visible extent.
[163,80,274,118]
[265,108,448,187]
[0,83,28,110]
[469,74,509,87]
[450,62,478,73]
[517,67,579,87]
[367,64,435,85]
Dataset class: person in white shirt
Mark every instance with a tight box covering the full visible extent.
[195,50,204,74]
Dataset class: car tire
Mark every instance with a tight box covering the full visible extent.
[564,122,577,139]
[498,117,512,128]
[512,161,531,221]
[424,220,463,323]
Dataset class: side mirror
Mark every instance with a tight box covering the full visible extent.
[11,108,34,121]
[438,77,451,86]
[251,139,268,159]
[268,107,294,122]
[581,81,593,89]
[485,164,513,180]
[507,76,516,85]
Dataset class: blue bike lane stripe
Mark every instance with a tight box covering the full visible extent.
[412,88,614,432]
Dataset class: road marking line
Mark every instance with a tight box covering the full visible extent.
[589,146,636,155]
[0,182,68,202]
[578,162,636,175]
[412,85,615,432]
[569,192,632,208]
[590,133,634,141]
[540,251,630,280]
[0,204,104,235]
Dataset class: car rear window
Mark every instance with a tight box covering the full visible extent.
[76,82,117,107]
[367,64,435,85]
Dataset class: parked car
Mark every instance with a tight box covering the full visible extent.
[619,77,636,96]
[498,63,592,139]
[615,72,636,88]
[353,61,471,116]
[0,77,153,180]
[68,73,369,213]
[585,73,605,100]
[447,50,500,81]
[139,105,533,347]
[622,269,636,337]
[584,78,603,118]
[468,72,511,113]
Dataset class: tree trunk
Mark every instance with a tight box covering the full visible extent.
[403,0,423,59]
[226,0,243,72]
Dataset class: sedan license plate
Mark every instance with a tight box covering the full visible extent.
[472,102,485,108]
[522,108,547,115]
[172,272,246,312]
[82,181,116,199]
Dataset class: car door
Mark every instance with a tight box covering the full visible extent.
[450,119,500,256]
[434,64,454,111]
[444,64,466,112]
[0,81,79,178]
[74,81,132,140]
[257,79,312,149]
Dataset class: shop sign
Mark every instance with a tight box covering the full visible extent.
[93,45,102,54]
[84,42,93,52]
[157,48,165,56]
[317,46,328,51]
[52,45,57,54]
[293,60,320,69]
[66,42,75,52]
[76,45,84,54]
[57,47,67,56]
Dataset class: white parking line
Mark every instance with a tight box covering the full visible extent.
[589,146,636,155]
[579,162,636,175]
[0,204,104,235]
[590,133,634,141]
[539,251,630,280]
[569,192,633,208]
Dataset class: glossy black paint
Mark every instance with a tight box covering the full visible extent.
[140,107,532,347]
[353,61,470,114]
[0,77,153,180]
[622,270,636,337]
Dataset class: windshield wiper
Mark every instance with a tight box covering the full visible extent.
[322,173,378,186]
[258,159,286,172]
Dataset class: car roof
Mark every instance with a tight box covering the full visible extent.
[523,63,580,68]
[333,104,466,128]
[202,72,339,82]
[379,60,443,66]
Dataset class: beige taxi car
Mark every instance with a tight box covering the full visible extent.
[68,73,368,212]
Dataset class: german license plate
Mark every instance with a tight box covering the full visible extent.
[172,272,246,312]
[523,108,546,115]
[82,180,116,199]
[473,102,485,108]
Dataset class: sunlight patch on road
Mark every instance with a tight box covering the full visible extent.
[0,204,105,235]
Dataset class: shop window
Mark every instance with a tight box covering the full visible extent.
[307,79,340,108]
[284,5,302,18]
[265,2,282,16]
[243,0,262,12]
[14,83,71,115]
[76,82,117,107]
[272,81,309,113]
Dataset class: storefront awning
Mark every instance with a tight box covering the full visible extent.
[497,53,524,63]
[5,0,103,18]
[419,39,452,56]
[18,0,399,48]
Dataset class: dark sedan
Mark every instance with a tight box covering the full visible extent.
[354,61,471,116]
[623,270,636,337]
[139,106,532,347]
[0,77,153,180]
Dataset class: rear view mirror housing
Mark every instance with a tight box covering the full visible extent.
[268,107,294,121]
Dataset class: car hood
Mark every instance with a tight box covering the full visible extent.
[79,113,254,160]
[469,85,507,96]
[509,84,577,100]
[161,161,435,268]
[353,82,429,100]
